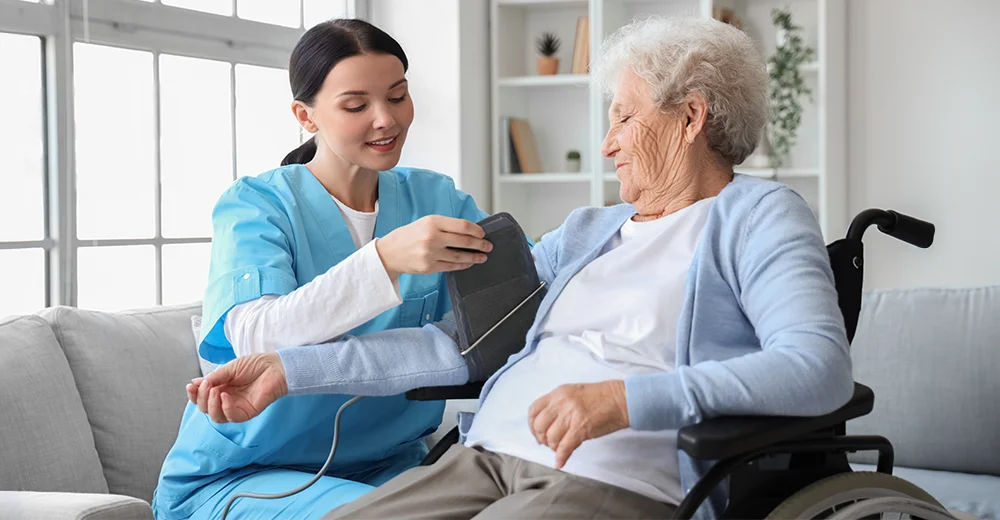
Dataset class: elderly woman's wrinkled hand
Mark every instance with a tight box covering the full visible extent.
[187,352,289,423]
[527,380,630,469]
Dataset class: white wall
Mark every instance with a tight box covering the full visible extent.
[458,0,491,209]
[848,0,1000,290]
[368,0,491,209]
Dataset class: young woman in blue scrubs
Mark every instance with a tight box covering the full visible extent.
[151,19,491,520]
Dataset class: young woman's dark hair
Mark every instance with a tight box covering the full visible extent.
[281,19,409,166]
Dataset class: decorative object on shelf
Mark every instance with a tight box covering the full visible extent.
[571,16,590,74]
[767,7,814,168]
[535,32,560,75]
[743,129,774,170]
[712,6,744,29]
[508,118,543,173]
[565,150,581,172]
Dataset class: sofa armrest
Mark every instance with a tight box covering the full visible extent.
[0,491,153,520]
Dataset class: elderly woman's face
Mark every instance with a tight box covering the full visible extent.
[601,71,686,204]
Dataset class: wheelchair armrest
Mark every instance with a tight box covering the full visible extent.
[405,382,484,401]
[677,383,874,460]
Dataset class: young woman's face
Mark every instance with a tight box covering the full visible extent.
[295,53,413,172]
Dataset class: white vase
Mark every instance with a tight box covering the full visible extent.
[565,158,581,172]
[745,129,773,169]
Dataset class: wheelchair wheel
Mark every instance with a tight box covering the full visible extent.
[765,471,954,519]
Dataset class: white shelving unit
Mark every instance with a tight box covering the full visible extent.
[490,0,846,241]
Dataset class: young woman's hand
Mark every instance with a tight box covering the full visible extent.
[375,215,493,279]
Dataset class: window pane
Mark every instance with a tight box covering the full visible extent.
[304,0,347,27]
[74,44,155,239]
[162,0,231,16]
[77,245,155,311]
[238,0,300,28]
[160,55,233,238]
[0,33,45,242]
[0,249,45,319]
[162,243,211,306]
[235,64,301,177]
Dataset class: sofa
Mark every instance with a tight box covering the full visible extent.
[0,287,997,519]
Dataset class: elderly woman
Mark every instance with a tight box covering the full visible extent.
[189,15,853,519]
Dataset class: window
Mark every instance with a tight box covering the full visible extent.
[70,46,306,311]
[156,0,349,28]
[235,64,302,177]
[159,54,234,239]
[238,0,301,29]
[2,0,365,317]
[73,44,156,240]
[304,0,349,28]
[0,249,46,320]
[162,0,232,17]
[77,245,156,311]
[0,32,47,318]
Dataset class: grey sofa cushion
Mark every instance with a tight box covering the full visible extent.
[0,316,108,494]
[0,490,153,520]
[847,287,1000,476]
[41,304,202,503]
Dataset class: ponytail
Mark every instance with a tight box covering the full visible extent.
[281,137,318,166]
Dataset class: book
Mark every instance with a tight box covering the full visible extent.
[500,117,522,174]
[508,119,543,174]
[571,16,590,75]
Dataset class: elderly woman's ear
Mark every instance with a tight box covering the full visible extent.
[681,92,710,145]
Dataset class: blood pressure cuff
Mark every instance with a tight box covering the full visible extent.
[448,212,545,382]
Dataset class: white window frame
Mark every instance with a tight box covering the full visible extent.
[0,0,367,309]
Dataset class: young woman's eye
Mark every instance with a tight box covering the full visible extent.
[345,104,366,113]
[389,94,406,104]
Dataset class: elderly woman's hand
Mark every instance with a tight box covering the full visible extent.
[527,380,630,469]
[187,352,288,423]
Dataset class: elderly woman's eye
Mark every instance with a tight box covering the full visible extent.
[619,116,631,124]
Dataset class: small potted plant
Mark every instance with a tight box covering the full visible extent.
[536,32,560,75]
[565,150,581,172]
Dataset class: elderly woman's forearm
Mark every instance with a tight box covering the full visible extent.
[275,321,470,396]
[624,336,853,431]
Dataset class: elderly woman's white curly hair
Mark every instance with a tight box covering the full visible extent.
[593,16,770,165]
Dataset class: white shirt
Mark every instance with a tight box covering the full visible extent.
[223,195,401,357]
[464,197,715,505]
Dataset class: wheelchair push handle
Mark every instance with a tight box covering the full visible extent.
[884,210,935,248]
[846,209,935,248]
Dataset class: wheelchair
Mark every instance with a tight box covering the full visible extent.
[405,208,958,519]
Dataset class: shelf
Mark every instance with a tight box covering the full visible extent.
[497,74,590,88]
[768,61,820,73]
[499,173,591,183]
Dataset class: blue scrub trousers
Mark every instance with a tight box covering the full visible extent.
[172,445,425,520]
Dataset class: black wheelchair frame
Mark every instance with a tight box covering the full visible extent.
[405,208,935,519]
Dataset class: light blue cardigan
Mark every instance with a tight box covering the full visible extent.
[277,174,854,518]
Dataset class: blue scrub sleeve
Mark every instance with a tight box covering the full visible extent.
[199,182,299,364]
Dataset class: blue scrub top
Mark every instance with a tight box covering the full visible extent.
[153,164,487,518]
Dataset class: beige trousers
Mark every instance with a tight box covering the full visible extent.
[322,444,677,520]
